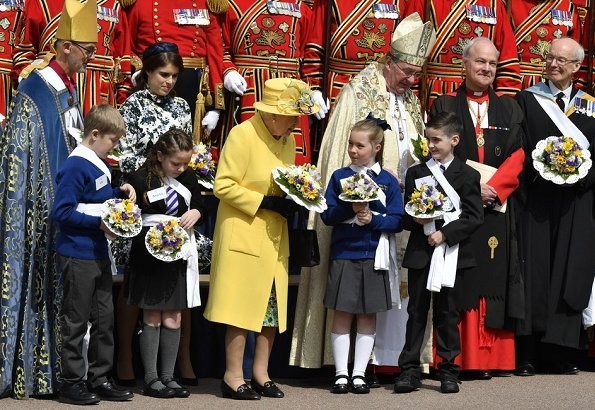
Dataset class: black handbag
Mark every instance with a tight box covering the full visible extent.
[288,208,320,267]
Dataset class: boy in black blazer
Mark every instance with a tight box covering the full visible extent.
[394,112,483,394]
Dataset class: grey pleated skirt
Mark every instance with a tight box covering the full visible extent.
[324,259,392,314]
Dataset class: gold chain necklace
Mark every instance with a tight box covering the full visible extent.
[467,99,489,147]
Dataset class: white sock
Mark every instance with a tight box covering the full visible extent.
[331,332,350,384]
[352,333,375,386]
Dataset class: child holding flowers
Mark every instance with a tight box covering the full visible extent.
[52,104,135,404]
[321,116,404,394]
[394,112,483,395]
[126,129,205,399]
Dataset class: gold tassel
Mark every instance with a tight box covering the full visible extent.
[194,93,205,146]
[206,0,229,14]
[118,0,138,8]
[400,281,409,299]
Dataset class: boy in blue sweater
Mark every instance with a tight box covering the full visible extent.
[52,104,136,405]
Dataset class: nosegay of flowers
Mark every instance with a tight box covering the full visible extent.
[273,163,327,212]
[339,172,379,202]
[145,218,189,261]
[101,198,142,237]
[532,135,592,185]
[405,184,452,217]
[188,143,217,189]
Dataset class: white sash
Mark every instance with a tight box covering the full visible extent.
[530,89,590,149]
[426,159,461,292]
[69,144,111,182]
[145,179,200,308]
[75,202,117,276]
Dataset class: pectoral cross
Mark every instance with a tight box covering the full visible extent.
[488,236,498,259]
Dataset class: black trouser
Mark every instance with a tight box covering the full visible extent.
[59,256,114,388]
[398,267,461,378]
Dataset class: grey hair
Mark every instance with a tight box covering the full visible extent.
[462,37,501,61]
[551,37,585,61]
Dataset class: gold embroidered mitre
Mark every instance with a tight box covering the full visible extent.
[389,12,436,67]
[56,0,99,43]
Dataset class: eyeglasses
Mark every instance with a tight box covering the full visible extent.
[71,41,97,57]
[392,60,423,79]
[544,54,579,65]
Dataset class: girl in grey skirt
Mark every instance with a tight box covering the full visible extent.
[321,117,404,394]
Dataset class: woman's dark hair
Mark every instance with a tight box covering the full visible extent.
[142,128,193,204]
[134,42,184,93]
[425,111,463,138]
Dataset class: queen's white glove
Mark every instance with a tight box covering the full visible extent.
[202,110,220,133]
[223,70,247,95]
[312,90,329,120]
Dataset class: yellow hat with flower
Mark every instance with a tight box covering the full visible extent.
[389,12,436,67]
[56,0,99,43]
[253,78,321,116]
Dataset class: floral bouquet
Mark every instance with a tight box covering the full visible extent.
[101,199,142,238]
[409,134,431,163]
[405,184,454,235]
[339,172,379,202]
[188,143,217,189]
[531,136,592,185]
[272,164,327,212]
[145,218,190,261]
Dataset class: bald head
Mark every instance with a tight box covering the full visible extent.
[462,37,500,62]
[551,37,584,62]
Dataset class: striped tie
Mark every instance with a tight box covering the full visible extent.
[165,186,179,216]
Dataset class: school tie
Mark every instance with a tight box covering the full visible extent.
[440,164,446,173]
[165,186,179,216]
[556,92,565,112]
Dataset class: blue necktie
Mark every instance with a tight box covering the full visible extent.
[440,164,446,173]
[165,186,179,216]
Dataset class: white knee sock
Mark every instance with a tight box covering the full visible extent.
[331,332,350,384]
[352,333,375,386]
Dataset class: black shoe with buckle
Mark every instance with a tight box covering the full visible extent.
[350,375,370,394]
[250,380,284,398]
[59,381,101,405]
[89,380,133,401]
[330,375,350,394]
[220,380,260,400]
[394,373,421,394]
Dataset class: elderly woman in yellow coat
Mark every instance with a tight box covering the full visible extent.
[204,78,320,400]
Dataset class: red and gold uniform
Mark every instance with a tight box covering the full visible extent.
[308,0,406,111]
[0,0,23,118]
[407,0,521,111]
[509,0,580,89]
[575,0,594,93]
[122,0,226,143]
[219,0,318,165]
[12,0,133,113]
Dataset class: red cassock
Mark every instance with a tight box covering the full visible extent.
[406,0,521,111]
[0,2,23,118]
[308,0,406,110]
[509,0,581,90]
[218,0,318,165]
[123,0,225,109]
[12,0,133,113]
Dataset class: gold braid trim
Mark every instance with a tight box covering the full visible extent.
[20,53,55,79]
[206,0,229,14]
[118,0,137,8]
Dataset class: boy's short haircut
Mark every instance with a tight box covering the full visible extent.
[84,103,126,137]
[426,111,463,138]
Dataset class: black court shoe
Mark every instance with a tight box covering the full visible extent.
[250,380,284,398]
[330,375,350,394]
[220,380,260,400]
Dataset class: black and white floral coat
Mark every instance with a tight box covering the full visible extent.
[119,89,192,173]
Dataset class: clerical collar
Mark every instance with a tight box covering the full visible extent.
[465,87,489,102]
[49,59,76,94]
[548,81,572,101]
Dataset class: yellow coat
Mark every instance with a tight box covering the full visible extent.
[203,113,295,332]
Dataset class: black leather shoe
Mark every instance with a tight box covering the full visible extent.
[477,370,492,380]
[251,380,284,398]
[551,361,580,375]
[350,376,370,394]
[514,363,535,377]
[89,381,133,401]
[330,375,350,394]
[143,379,176,399]
[163,380,191,398]
[367,373,381,388]
[59,382,100,405]
[440,378,461,394]
[394,373,421,394]
[220,381,260,400]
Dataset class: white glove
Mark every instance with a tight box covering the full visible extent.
[201,110,220,134]
[312,90,329,120]
[223,70,247,95]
